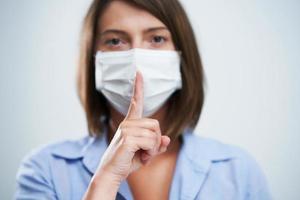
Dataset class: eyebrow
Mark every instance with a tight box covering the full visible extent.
[99,26,169,37]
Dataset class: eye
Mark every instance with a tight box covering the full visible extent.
[151,36,166,44]
[105,38,122,46]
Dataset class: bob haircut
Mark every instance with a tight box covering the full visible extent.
[77,0,205,141]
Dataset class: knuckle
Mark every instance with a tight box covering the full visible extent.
[150,141,157,152]
[122,136,132,147]
[152,119,160,127]
[152,132,158,140]
[144,129,156,138]
[122,136,139,152]
[119,128,128,138]
[151,119,161,133]
[143,129,151,135]
[148,137,157,146]
[119,121,127,129]
[130,98,136,106]
[149,136,157,147]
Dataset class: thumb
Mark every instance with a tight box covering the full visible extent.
[125,71,144,119]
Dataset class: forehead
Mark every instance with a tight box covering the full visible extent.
[98,0,166,32]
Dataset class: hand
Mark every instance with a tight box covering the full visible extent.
[83,71,171,200]
[96,71,171,182]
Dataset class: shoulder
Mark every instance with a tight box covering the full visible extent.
[16,136,92,177]
[182,130,257,162]
[182,131,272,199]
[20,136,91,164]
[184,131,265,176]
[15,136,92,198]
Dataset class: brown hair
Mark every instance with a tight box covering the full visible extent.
[77,0,205,140]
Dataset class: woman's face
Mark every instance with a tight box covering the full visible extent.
[96,0,176,52]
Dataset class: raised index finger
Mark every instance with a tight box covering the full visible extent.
[125,71,144,119]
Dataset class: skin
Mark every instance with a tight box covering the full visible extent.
[83,1,181,199]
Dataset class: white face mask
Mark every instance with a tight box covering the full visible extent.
[95,48,182,117]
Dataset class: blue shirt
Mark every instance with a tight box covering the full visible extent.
[14,128,272,200]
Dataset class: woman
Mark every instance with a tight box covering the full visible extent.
[15,0,272,199]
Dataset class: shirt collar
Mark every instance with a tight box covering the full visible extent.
[81,133,108,174]
[51,127,236,199]
[51,130,109,175]
[169,128,236,199]
[181,128,235,164]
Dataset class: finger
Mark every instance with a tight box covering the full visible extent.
[122,135,157,156]
[120,118,162,151]
[120,127,158,141]
[123,129,159,156]
[141,136,170,164]
[120,118,162,134]
[125,71,144,119]
[158,136,171,154]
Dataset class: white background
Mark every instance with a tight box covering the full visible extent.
[0,0,299,199]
